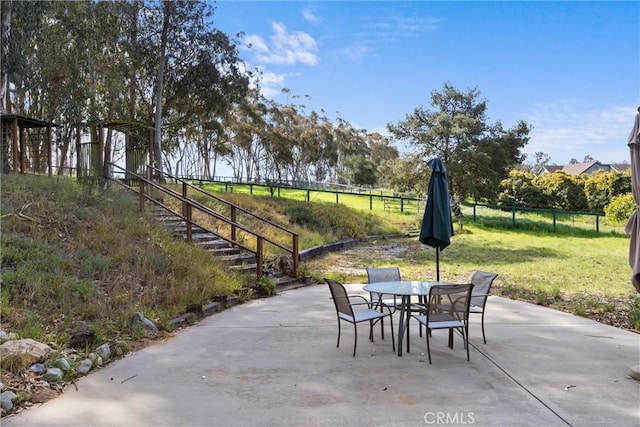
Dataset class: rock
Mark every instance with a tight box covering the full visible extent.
[30,388,58,404]
[273,254,293,274]
[43,367,64,384]
[0,331,18,344]
[30,363,47,374]
[53,358,72,371]
[129,312,159,337]
[88,353,103,366]
[76,359,93,375]
[0,391,17,411]
[69,321,97,348]
[94,343,111,361]
[0,339,53,371]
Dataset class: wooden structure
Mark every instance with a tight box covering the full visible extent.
[1,113,57,175]
[75,120,154,183]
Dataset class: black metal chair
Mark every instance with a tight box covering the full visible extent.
[412,283,473,364]
[324,278,395,357]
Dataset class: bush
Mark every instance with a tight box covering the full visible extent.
[604,193,635,223]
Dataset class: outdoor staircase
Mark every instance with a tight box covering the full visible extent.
[149,205,298,288]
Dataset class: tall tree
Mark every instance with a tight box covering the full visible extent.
[1,0,11,111]
[528,151,551,175]
[387,82,530,201]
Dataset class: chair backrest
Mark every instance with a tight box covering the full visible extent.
[428,283,473,321]
[366,267,401,300]
[470,271,498,308]
[325,278,354,318]
[366,267,401,283]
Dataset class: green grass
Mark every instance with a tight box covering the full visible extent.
[2,173,638,359]
[0,174,250,355]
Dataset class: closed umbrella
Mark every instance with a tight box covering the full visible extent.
[419,158,454,281]
[625,108,640,293]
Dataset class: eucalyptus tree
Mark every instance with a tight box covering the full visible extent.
[222,89,268,180]
[1,0,12,112]
[262,99,302,182]
[134,1,249,176]
[332,117,368,183]
[367,132,399,186]
[387,82,530,201]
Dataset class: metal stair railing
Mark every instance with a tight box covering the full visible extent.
[149,166,299,277]
[107,162,298,279]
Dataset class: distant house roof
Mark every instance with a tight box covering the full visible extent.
[537,161,628,176]
[541,165,563,174]
[611,163,631,173]
[561,161,611,175]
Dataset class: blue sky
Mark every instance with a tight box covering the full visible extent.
[212,1,639,167]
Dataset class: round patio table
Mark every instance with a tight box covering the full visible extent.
[363,280,451,356]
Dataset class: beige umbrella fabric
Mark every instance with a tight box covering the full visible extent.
[624,108,640,293]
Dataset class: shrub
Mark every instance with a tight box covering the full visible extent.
[604,193,635,223]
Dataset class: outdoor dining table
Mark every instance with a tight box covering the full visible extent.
[363,280,452,356]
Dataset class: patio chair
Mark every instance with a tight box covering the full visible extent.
[324,278,395,357]
[366,266,402,311]
[469,270,498,344]
[412,283,473,364]
[366,266,423,352]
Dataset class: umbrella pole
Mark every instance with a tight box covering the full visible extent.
[436,247,440,282]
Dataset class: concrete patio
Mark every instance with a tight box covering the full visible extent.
[3,284,639,427]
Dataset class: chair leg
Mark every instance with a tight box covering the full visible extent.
[389,315,395,352]
[425,327,432,364]
[406,316,411,353]
[353,324,358,357]
[464,328,470,361]
[481,312,487,344]
[336,319,341,349]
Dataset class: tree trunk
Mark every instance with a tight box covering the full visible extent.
[0,0,11,112]
[153,2,172,180]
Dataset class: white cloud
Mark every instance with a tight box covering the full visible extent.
[244,34,269,53]
[524,102,636,164]
[341,41,375,62]
[255,70,287,98]
[302,7,319,23]
[252,22,318,66]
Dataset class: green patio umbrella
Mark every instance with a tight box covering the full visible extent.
[419,158,454,281]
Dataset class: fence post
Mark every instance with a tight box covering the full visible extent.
[335,192,339,204]
[307,189,310,202]
[250,184,253,195]
[369,195,373,210]
[182,182,188,217]
[512,207,516,226]
[401,197,404,213]
[256,237,263,278]
[292,234,299,278]
[139,179,145,212]
[186,204,192,243]
[231,206,237,241]
[596,214,600,232]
